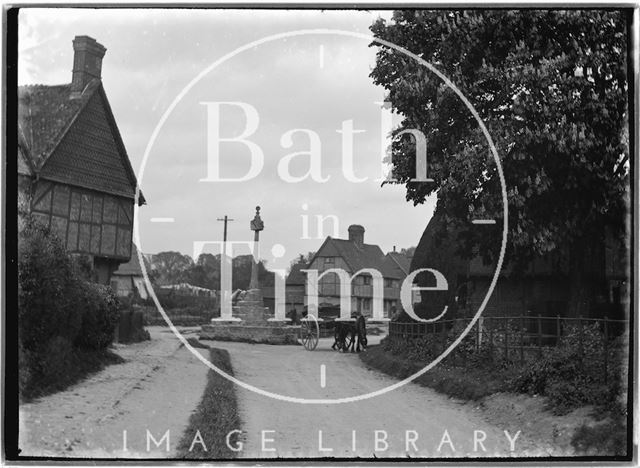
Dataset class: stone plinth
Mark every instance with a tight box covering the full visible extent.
[199,289,298,345]
[199,323,299,345]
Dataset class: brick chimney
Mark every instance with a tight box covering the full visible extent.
[348,224,365,248]
[71,36,106,94]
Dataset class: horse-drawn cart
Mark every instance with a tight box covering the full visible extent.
[298,313,367,352]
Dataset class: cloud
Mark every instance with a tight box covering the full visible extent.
[19,8,432,272]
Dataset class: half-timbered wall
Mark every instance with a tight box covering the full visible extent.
[309,256,400,301]
[30,179,133,260]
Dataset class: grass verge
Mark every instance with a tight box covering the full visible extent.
[20,349,124,402]
[360,344,512,401]
[176,346,241,459]
[361,343,628,456]
[571,412,628,456]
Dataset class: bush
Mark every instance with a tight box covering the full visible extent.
[18,217,126,398]
[118,307,151,343]
[385,317,627,416]
[74,283,120,350]
[507,323,623,414]
[18,220,83,352]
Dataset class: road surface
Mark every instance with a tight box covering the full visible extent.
[19,327,208,458]
[204,336,551,458]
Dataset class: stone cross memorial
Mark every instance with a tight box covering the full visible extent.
[249,206,264,291]
[200,205,298,344]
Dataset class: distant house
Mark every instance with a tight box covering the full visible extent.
[304,225,402,318]
[111,244,150,299]
[18,35,144,285]
[285,263,307,315]
[385,248,412,278]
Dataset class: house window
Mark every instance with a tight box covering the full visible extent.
[363,275,371,285]
[384,278,393,288]
[363,298,371,310]
[324,257,335,265]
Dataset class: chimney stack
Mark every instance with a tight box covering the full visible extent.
[348,224,365,248]
[71,36,106,94]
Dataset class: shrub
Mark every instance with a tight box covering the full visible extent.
[74,283,120,350]
[38,336,75,388]
[507,323,623,414]
[385,317,627,416]
[118,307,151,343]
[18,220,83,351]
[71,253,97,282]
[18,217,126,398]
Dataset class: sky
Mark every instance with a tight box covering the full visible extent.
[18,8,437,272]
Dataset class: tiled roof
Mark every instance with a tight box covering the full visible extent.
[386,251,411,276]
[18,80,144,202]
[18,82,97,168]
[18,145,34,176]
[314,237,401,279]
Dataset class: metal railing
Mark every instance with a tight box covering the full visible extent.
[387,314,628,382]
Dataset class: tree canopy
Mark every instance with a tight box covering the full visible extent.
[150,251,273,291]
[370,10,630,272]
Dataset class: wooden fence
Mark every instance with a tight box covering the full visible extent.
[387,314,628,382]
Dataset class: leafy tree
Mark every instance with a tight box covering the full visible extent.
[232,255,273,290]
[370,10,630,315]
[400,246,416,258]
[186,253,221,289]
[290,251,316,268]
[150,251,273,292]
[151,251,194,285]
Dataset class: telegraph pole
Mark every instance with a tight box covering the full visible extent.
[215,215,235,321]
[217,215,234,243]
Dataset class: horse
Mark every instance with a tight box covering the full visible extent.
[332,315,368,352]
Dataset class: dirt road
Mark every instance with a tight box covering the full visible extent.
[19,327,208,458]
[19,328,570,459]
[206,336,554,458]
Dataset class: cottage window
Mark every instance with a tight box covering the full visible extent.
[324,257,335,265]
[363,298,371,310]
[363,275,372,286]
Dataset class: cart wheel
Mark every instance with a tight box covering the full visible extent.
[300,314,319,351]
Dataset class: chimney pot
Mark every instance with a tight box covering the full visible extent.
[348,224,365,248]
[71,36,106,94]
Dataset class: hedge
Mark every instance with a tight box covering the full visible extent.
[18,219,124,399]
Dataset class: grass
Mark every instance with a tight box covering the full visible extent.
[571,417,628,456]
[361,342,629,457]
[360,344,512,401]
[176,346,242,459]
[20,348,124,402]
